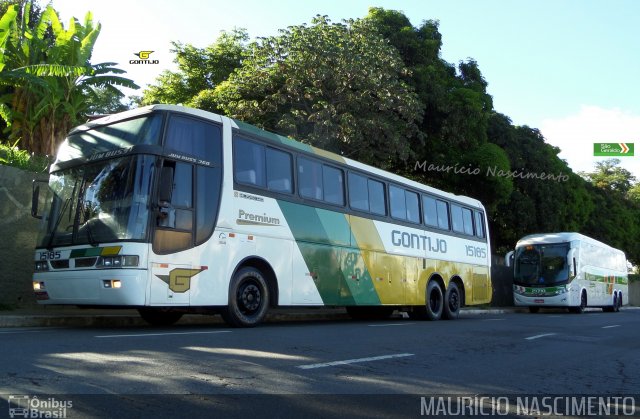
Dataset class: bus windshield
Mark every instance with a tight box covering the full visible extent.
[36,155,155,248]
[514,243,570,286]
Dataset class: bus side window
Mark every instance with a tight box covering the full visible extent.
[474,210,486,239]
[436,200,450,230]
[266,148,293,193]
[234,138,266,187]
[451,204,464,233]
[348,172,368,211]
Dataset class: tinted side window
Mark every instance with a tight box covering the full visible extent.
[436,200,450,230]
[474,211,486,239]
[406,191,420,224]
[234,138,265,187]
[166,115,222,165]
[348,172,368,211]
[368,179,386,215]
[451,204,464,233]
[423,196,438,227]
[462,207,474,235]
[389,185,406,220]
[298,157,323,200]
[266,148,293,193]
[323,165,344,206]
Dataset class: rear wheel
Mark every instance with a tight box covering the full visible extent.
[614,293,621,312]
[138,308,183,326]
[443,282,461,320]
[221,267,269,327]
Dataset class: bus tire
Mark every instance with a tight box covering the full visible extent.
[222,267,269,328]
[570,291,587,314]
[443,282,461,320]
[614,293,621,312]
[425,281,444,321]
[603,293,616,312]
[138,308,183,326]
[528,306,540,313]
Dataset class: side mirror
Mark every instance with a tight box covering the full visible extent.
[158,166,174,203]
[505,250,514,267]
[31,180,47,219]
[568,249,576,279]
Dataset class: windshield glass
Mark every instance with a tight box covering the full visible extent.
[55,114,163,165]
[36,155,155,248]
[514,243,570,285]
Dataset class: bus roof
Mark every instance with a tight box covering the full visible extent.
[516,232,624,254]
[72,104,484,210]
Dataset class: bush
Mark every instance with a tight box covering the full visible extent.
[0,141,50,173]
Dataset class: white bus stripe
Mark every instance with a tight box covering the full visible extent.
[297,353,414,369]
[525,333,557,340]
[95,331,231,338]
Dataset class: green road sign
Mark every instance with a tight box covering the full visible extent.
[593,143,634,156]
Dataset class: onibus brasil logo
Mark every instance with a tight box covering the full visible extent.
[130,50,159,64]
[8,395,73,418]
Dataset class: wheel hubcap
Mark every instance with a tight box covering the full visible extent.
[449,291,459,311]
[239,283,261,312]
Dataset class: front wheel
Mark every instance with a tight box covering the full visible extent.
[222,267,269,327]
[138,308,183,326]
[570,292,587,314]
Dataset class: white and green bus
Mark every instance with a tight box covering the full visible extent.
[512,233,628,313]
[31,104,492,327]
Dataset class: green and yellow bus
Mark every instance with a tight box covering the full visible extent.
[32,104,492,327]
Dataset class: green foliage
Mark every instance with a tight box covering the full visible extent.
[140,29,249,107]
[580,159,637,195]
[0,1,138,156]
[210,16,423,167]
[0,140,49,172]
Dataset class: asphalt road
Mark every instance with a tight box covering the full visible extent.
[1,309,639,418]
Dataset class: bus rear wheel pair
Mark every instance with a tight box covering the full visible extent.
[409,281,461,321]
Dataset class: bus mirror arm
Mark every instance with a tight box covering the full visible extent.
[31,180,47,219]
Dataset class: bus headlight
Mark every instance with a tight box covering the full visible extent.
[96,255,139,268]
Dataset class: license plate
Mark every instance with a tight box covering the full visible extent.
[534,299,544,303]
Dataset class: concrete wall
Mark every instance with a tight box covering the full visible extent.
[0,164,47,308]
[629,277,640,306]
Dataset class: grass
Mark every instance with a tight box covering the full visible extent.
[0,141,51,173]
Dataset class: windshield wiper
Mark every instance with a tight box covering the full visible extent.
[46,197,72,250]
[78,199,99,247]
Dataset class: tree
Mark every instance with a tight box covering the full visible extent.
[208,16,423,167]
[140,29,248,107]
[0,2,138,155]
[580,159,637,195]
